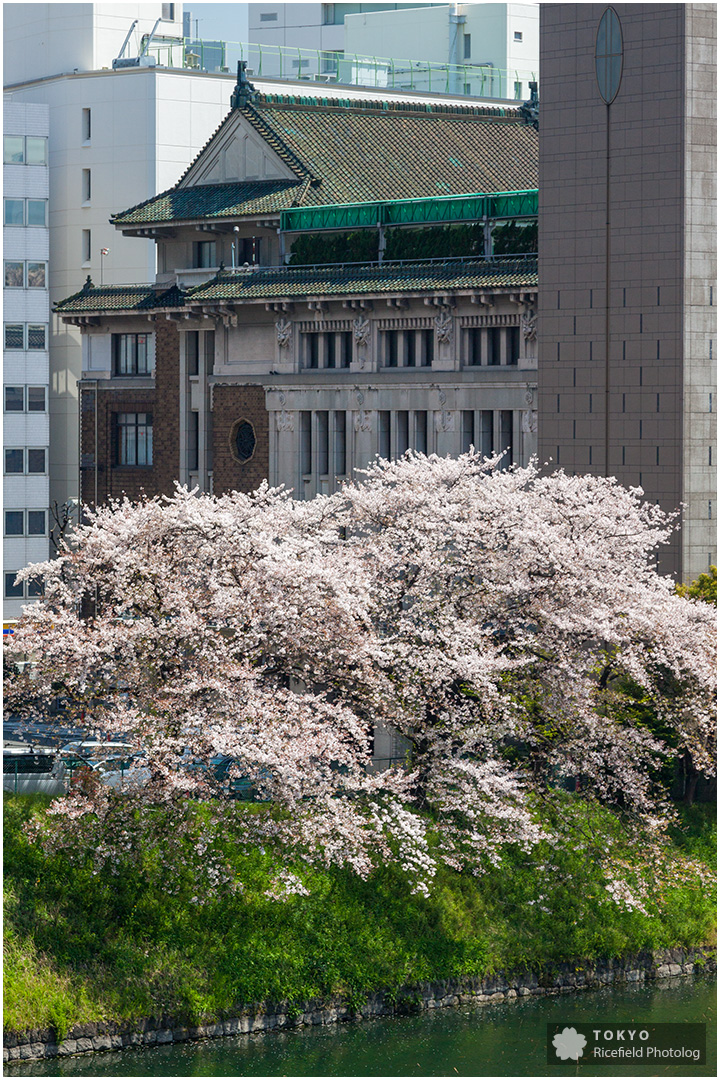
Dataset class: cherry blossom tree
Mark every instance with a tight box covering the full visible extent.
[5,453,715,899]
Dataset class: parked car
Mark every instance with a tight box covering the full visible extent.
[3,746,67,797]
[58,741,150,789]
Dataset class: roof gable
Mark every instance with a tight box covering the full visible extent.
[178,108,299,188]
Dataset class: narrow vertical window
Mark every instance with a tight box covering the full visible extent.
[384,330,398,367]
[414,412,427,455]
[326,333,336,369]
[340,331,352,368]
[82,108,91,142]
[488,327,501,365]
[506,325,519,365]
[188,411,199,471]
[304,333,318,369]
[404,330,416,368]
[462,411,474,453]
[82,168,91,202]
[300,412,312,474]
[204,330,215,371]
[378,411,390,459]
[186,331,199,376]
[500,411,513,466]
[334,411,346,476]
[480,411,493,458]
[468,328,481,366]
[317,411,329,475]
[82,229,91,264]
[396,411,409,455]
[422,328,434,367]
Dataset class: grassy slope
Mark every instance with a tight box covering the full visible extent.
[4,795,715,1038]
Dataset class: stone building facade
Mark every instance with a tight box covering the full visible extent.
[57,77,540,507]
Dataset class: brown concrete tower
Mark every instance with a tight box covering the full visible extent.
[538,3,716,580]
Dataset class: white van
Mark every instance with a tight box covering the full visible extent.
[3,746,67,797]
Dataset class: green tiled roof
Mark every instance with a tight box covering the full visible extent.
[188,257,538,302]
[112,93,537,228]
[54,281,185,315]
[54,259,537,316]
[111,179,307,227]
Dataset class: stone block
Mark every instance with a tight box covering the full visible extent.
[6,1046,20,1061]
[518,987,531,997]
[172,1027,190,1042]
[76,1038,94,1053]
[91,1035,113,1052]
[506,989,517,1000]
[155,1029,173,1045]
[57,1039,77,1056]
[2,1049,8,1063]
[667,963,682,977]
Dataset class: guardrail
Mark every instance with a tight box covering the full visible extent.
[146,37,537,101]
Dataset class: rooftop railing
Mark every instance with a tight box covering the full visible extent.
[146,36,538,101]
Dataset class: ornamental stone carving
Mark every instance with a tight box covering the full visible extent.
[521,409,538,434]
[353,410,373,433]
[434,410,457,433]
[275,318,292,348]
[521,308,537,342]
[276,409,294,432]
[353,315,371,347]
[434,310,453,344]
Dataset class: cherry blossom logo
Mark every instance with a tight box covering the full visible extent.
[553,1027,587,1061]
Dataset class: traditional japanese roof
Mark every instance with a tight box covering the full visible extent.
[54,258,537,316]
[187,257,537,301]
[53,281,185,315]
[111,92,538,228]
[111,179,308,227]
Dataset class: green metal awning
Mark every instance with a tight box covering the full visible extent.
[280,189,538,234]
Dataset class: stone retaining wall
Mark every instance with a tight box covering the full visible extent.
[4,946,715,1065]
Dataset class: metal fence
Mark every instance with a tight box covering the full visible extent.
[148,37,537,101]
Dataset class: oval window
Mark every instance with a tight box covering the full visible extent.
[595,7,623,104]
[235,420,256,463]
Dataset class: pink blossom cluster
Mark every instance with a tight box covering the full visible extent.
[5,453,716,899]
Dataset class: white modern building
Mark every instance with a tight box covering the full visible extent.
[3,3,221,516]
[3,101,51,621]
[247,2,539,97]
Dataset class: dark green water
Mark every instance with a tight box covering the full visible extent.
[6,977,715,1077]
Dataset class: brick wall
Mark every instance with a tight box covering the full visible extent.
[80,320,180,508]
[212,384,269,495]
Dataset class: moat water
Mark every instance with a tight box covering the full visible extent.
[6,976,716,1077]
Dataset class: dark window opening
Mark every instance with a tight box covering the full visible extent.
[116,413,153,466]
